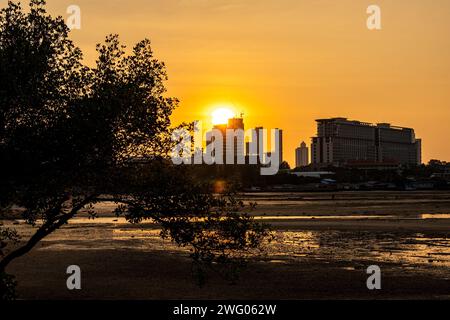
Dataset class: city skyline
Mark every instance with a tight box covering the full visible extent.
[194,113,422,169]
[2,0,450,304]
[30,0,450,166]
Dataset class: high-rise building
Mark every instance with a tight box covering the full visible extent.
[246,126,263,163]
[225,117,245,164]
[415,138,422,165]
[295,141,309,168]
[311,118,422,167]
[246,126,282,166]
[206,117,245,164]
[277,128,283,166]
[206,120,283,167]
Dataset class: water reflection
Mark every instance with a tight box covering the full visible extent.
[421,213,450,219]
[268,230,450,268]
[2,218,450,271]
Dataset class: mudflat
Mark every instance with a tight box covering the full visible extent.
[3,191,450,299]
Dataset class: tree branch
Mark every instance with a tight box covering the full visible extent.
[0,195,97,272]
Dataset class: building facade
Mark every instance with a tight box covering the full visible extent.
[207,117,245,164]
[245,126,283,166]
[311,118,422,167]
[295,141,309,168]
[206,120,283,167]
[276,128,283,166]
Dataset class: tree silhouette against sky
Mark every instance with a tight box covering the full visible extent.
[0,0,270,300]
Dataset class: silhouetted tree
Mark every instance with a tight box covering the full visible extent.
[0,0,269,299]
[280,161,291,170]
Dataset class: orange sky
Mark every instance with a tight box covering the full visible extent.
[24,0,450,166]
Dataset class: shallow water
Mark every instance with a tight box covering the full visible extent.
[3,217,450,271]
[5,211,450,226]
[268,230,450,268]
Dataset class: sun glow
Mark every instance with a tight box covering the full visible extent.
[211,107,234,125]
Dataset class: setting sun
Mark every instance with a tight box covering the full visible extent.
[211,107,234,125]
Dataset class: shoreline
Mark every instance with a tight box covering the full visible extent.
[3,190,450,300]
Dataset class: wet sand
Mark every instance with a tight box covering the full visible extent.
[3,191,450,299]
[9,249,450,300]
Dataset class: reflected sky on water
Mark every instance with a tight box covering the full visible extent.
[3,216,450,273]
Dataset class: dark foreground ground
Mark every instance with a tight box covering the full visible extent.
[4,191,450,299]
[9,249,450,300]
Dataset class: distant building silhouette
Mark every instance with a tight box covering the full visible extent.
[311,118,422,168]
[277,128,283,166]
[245,126,282,167]
[205,118,283,170]
[246,126,264,161]
[295,141,309,168]
[225,117,245,163]
[207,117,245,164]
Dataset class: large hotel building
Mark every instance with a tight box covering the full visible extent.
[311,118,421,168]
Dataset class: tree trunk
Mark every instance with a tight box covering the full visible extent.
[0,196,96,273]
[0,228,48,272]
